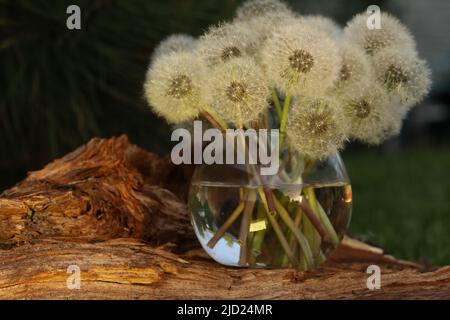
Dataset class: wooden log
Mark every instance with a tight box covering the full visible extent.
[0,136,448,299]
[0,238,449,299]
[0,135,195,248]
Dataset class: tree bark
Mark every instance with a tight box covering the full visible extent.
[0,136,448,299]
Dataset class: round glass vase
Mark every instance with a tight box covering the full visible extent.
[188,151,352,270]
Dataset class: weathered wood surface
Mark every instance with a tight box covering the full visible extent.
[0,136,448,299]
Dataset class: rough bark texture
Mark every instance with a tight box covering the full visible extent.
[0,136,194,249]
[0,136,448,300]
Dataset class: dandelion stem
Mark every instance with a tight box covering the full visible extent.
[306,188,340,246]
[266,211,296,266]
[272,90,282,119]
[298,196,327,239]
[207,201,245,249]
[257,188,296,265]
[250,202,268,264]
[283,206,303,266]
[273,196,314,268]
[257,188,269,212]
[201,111,227,132]
[238,190,256,265]
[279,91,291,152]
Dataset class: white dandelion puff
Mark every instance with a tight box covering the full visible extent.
[232,12,299,64]
[286,96,348,159]
[142,8,432,153]
[151,34,197,61]
[144,52,207,124]
[233,0,297,55]
[235,0,294,21]
[344,12,416,55]
[333,43,373,95]
[261,21,341,96]
[197,21,260,66]
[381,106,408,141]
[339,84,402,144]
[373,48,431,108]
[206,57,271,125]
[302,15,342,38]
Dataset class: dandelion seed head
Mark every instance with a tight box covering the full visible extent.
[151,34,197,61]
[221,46,242,61]
[226,81,248,103]
[339,84,402,144]
[344,12,416,55]
[333,43,373,95]
[287,96,348,159]
[384,64,409,89]
[261,21,341,96]
[373,48,431,108]
[197,21,260,66]
[206,57,270,125]
[364,35,387,55]
[353,99,372,119]
[289,49,315,73]
[166,74,193,98]
[144,52,206,124]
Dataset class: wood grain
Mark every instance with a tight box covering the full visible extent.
[0,136,448,299]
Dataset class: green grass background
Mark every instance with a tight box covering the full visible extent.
[344,147,450,266]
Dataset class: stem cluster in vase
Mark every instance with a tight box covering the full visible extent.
[200,93,342,270]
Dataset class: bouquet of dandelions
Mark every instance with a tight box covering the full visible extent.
[144,0,431,269]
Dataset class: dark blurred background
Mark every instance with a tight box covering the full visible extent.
[1,0,449,265]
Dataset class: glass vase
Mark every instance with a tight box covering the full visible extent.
[188,150,352,270]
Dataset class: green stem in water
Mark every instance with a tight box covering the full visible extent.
[304,187,339,246]
[257,188,296,265]
[302,209,320,258]
[207,201,245,249]
[316,197,340,247]
[266,211,297,266]
[298,195,327,239]
[250,202,267,264]
[273,196,314,268]
[283,205,303,267]
[238,190,256,265]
